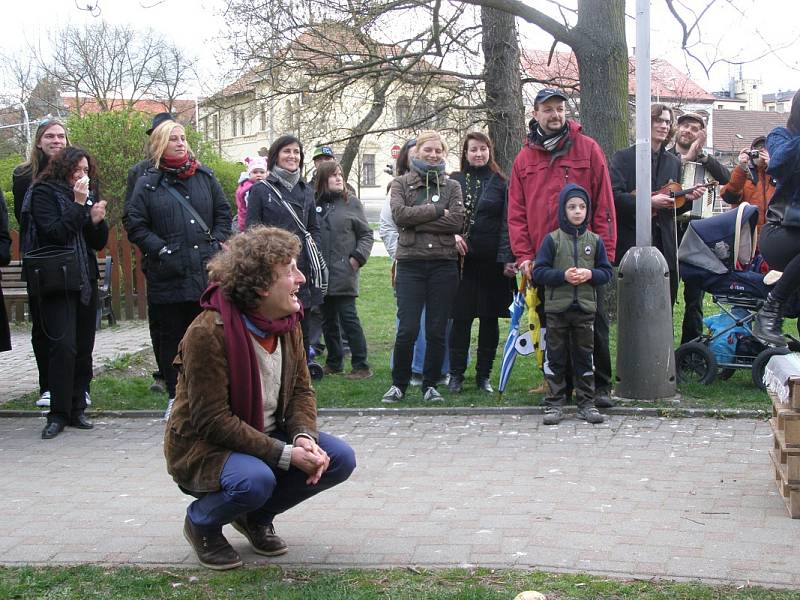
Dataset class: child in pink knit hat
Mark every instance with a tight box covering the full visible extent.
[235,156,268,231]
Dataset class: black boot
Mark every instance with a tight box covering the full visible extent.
[753,293,788,348]
[447,374,464,393]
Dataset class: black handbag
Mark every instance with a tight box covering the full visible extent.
[23,245,81,297]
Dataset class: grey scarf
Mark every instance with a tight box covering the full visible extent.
[271,166,301,191]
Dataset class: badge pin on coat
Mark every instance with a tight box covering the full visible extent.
[431,194,439,203]
[584,244,592,255]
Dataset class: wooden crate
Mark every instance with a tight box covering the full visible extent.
[772,420,800,484]
[790,378,800,411]
[771,396,800,448]
[770,449,800,518]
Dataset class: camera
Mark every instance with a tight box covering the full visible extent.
[747,149,761,160]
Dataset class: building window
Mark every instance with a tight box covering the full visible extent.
[231,111,237,136]
[396,97,410,128]
[718,104,723,110]
[739,106,745,110]
[260,105,267,131]
[211,114,218,139]
[240,111,246,135]
[362,154,376,186]
[769,105,775,112]
[202,117,209,141]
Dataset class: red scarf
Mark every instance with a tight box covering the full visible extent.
[200,283,302,432]
[160,152,198,179]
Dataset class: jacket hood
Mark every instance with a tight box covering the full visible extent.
[558,183,591,235]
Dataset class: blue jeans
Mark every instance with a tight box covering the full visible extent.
[186,432,356,531]
[392,260,458,390]
[390,309,452,376]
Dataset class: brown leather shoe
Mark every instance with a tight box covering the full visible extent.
[232,516,288,556]
[183,516,242,570]
[344,368,373,380]
[322,365,343,376]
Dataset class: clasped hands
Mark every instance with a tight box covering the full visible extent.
[290,436,330,485]
[564,266,592,286]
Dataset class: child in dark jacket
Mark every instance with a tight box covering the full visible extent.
[532,183,613,425]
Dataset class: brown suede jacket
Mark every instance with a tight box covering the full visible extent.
[163,310,318,493]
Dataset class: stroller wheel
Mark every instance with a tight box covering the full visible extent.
[675,341,717,385]
[751,347,791,390]
[308,362,324,381]
[717,368,736,381]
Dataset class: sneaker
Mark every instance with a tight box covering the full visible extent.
[437,374,450,386]
[36,391,51,408]
[164,397,176,420]
[423,386,444,402]
[594,391,615,408]
[183,515,242,571]
[85,391,91,406]
[344,368,373,380]
[232,516,288,556]
[381,385,404,404]
[576,406,605,424]
[542,407,564,425]
[323,365,344,376]
[410,373,423,387]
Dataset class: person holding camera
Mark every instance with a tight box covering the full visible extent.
[720,135,775,229]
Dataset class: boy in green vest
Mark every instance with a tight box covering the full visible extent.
[532,183,613,425]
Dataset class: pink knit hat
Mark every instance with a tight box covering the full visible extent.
[245,156,268,175]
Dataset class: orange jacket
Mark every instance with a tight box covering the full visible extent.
[720,164,775,229]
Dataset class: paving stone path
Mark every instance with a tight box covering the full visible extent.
[1,413,798,588]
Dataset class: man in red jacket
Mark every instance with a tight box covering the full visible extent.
[508,88,618,408]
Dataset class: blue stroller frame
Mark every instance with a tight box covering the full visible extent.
[675,203,797,388]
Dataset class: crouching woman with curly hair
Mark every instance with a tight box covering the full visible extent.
[164,225,356,570]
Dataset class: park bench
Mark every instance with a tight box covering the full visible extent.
[1,255,116,329]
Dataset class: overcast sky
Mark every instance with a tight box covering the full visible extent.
[2,0,798,98]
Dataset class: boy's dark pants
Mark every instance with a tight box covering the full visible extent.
[543,308,595,409]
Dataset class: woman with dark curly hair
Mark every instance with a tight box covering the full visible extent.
[164,225,355,571]
[27,147,109,439]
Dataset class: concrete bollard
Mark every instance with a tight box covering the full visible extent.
[615,246,677,400]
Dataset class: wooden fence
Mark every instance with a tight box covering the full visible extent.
[8,226,148,322]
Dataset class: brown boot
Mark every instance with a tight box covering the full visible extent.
[232,516,288,556]
[183,515,242,570]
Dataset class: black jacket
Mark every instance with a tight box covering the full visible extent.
[246,175,323,308]
[610,145,682,269]
[123,165,232,304]
[450,167,514,263]
[0,191,10,351]
[125,159,151,205]
[317,192,373,297]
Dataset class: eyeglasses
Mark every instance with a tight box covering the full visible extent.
[652,117,672,126]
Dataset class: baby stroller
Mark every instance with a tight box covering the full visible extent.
[675,202,799,388]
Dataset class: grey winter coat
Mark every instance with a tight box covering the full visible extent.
[317,192,373,297]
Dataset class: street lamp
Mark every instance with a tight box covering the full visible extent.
[18,102,31,156]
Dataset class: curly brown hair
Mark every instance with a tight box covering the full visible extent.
[650,103,675,148]
[35,146,100,198]
[207,225,301,311]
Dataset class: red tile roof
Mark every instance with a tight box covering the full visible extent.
[62,97,196,122]
[711,109,787,151]
[521,49,714,102]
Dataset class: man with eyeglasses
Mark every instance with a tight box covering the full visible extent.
[610,104,706,305]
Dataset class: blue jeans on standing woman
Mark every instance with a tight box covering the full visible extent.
[392,259,458,391]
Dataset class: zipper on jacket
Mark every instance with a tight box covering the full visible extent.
[564,166,570,183]
[572,233,579,306]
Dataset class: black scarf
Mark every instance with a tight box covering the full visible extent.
[528,119,569,152]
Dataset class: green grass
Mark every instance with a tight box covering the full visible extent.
[1,257,785,412]
[0,566,796,599]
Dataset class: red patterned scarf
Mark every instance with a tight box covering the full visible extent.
[160,153,198,179]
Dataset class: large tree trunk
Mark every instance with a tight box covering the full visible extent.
[481,6,525,174]
[338,78,388,182]
[572,0,628,160]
